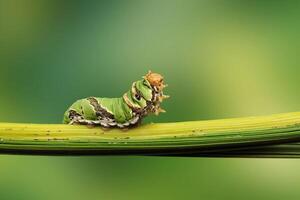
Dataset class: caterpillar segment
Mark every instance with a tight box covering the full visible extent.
[63,71,168,128]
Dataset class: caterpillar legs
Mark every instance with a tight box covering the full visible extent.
[68,116,102,126]
[69,115,141,128]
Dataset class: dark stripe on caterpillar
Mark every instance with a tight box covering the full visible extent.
[87,97,114,119]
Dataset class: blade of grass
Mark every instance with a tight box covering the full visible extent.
[1,112,300,156]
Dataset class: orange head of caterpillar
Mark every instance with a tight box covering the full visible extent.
[144,70,168,92]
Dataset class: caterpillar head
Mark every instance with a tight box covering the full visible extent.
[144,71,167,92]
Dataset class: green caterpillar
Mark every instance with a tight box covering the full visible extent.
[63,71,169,128]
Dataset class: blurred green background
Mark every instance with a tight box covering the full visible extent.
[1,0,300,199]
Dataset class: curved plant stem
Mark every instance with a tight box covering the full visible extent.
[1,112,300,156]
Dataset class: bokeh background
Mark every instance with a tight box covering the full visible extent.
[1,0,300,199]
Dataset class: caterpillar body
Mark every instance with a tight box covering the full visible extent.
[63,71,169,128]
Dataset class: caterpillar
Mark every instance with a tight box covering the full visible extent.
[63,71,169,128]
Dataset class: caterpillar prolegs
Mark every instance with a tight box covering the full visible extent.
[63,71,169,128]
